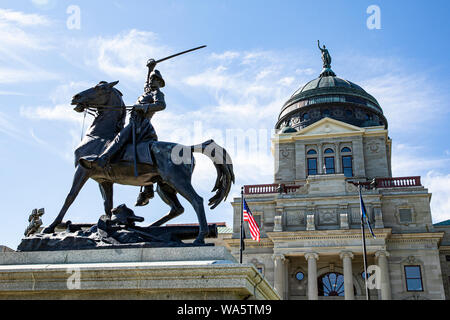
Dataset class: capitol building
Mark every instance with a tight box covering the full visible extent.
[223,49,450,300]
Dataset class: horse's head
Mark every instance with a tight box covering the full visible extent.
[71,80,120,112]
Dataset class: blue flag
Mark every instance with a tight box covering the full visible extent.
[359,189,376,239]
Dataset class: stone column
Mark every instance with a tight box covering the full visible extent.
[339,251,355,300]
[305,252,319,300]
[272,254,286,299]
[335,143,341,173]
[375,250,391,300]
[317,143,323,174]
[295,141,306,180]
[283,256,290,299]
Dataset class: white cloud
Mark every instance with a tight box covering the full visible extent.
[20,104,82,124]
[361,73,442,134]
[391,144,450,177]
[0,111,23,140]
[0,67,58,84]
[423,171,450,223]
[0,8,50,26]
[85,29,171,83]
[210,51,240,61]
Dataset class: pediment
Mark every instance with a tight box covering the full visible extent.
[295,118,364,136]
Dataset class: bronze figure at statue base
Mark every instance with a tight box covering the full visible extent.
[18,204,217,252]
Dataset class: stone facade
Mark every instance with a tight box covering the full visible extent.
[224,117,449,300]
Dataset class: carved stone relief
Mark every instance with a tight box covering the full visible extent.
[286,209,305,226]
[319,209,338,225]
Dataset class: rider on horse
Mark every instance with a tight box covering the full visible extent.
[80,59,166,206]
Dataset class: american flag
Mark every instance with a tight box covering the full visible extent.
[243,198,260,242]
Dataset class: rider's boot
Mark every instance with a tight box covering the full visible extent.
[79,125,132,170]
[135,185,154,207]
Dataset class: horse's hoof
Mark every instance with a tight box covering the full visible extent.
[42,226,55,234]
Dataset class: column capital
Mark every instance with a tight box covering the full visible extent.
[339,251,354,260]
[272,253,286,262]
[375,250,390,258]
[304,252,319,261]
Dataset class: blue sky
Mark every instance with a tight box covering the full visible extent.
[1,0,450,249]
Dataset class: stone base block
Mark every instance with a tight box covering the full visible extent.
[0,246,279,300]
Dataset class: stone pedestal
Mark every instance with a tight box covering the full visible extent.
[0,247,279,300]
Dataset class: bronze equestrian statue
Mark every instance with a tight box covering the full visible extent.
[80,59,165,207]
[42,54,234,245]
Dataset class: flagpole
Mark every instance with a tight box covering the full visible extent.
[240,186,244,264]
[359,183,370,300]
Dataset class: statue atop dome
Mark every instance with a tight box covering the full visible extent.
[317,40,336,77]
[318,40,331,68]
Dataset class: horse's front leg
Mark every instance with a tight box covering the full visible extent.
[99,182,113,217]
[42,166,90,233]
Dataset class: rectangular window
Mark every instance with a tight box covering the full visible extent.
[324,157,335,174]
[446,255,450,262]
[307,158,317,175]
[254,215,262,228]
[342,156,353,177]
[399,208,413,223]
[404,265,423,292]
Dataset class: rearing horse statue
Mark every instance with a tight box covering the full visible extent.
[42,80,235,245]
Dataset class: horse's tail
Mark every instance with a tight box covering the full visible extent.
[191,139,235,209]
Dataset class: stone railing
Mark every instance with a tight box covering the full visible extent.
[243,184,301,195]
[351,176,422,189]
[244,176,421,195]
[374,176,421,188]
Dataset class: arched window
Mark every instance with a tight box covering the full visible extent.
[318,272,345,296]
[341,147,353,177]
[323,148,335,174]
[341,147,352,153]
[302,113,310,121]
[306,147,317,176]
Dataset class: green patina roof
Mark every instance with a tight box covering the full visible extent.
[217,226,233,234]
[283,75,382,112]
[281,126,297,133]
[433,219,450,226]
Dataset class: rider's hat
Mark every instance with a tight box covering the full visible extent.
[149,69,165,88]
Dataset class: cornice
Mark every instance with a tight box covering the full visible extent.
[387,232,444,242]
[224,238,274,249]
[267,228,392,242]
